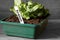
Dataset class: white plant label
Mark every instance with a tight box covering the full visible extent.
[14,6,24,24]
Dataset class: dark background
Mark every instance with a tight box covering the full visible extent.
[0,0,60,39]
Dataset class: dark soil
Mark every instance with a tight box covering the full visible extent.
[4,15,41,24]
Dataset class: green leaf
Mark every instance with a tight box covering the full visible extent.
[10,7,14,11]
[23,14,30,20]
[28,1,33,6]
[31,5,39,12]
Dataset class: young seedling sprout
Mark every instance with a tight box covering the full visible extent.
[10,0,49,24]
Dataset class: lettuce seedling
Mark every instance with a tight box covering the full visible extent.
[10,0,49,20]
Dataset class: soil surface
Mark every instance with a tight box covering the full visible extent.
[4,15,42,24]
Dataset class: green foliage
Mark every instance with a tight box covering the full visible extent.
[10,0,49,20]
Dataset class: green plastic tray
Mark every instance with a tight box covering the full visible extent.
[0,18,48,39]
